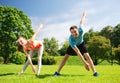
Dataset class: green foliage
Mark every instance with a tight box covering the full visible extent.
[43,37,59,56]
[58,40,69,55]
[99,26,113,40]
[32,58,38,65]
[0,57,4,64]
[42,55,56,65]
[113,46,120,65]
[0,6,34,63]
[32,51,56,65]
[87,36,111,65]
[112,24,120,47]
[9,51,26,64]
[84,28,99,43]
[42,51,56,65]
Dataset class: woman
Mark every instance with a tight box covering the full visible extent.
[17,23,44,76]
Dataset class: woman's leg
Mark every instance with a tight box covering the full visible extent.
[37,44,44,76]
[18,50,34,75]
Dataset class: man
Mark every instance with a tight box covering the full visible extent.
[54,11,99,77]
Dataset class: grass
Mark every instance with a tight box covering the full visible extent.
[55,56,112,65]
[0,64,120,83]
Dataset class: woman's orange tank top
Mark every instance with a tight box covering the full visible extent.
[25,40,42,50]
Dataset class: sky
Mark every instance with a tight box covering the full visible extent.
[0,0,120,46]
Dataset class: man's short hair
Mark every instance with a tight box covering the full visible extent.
[70,25,78,31]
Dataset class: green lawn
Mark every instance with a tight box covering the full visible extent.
[0,64,120,83]
[54,56,112,65]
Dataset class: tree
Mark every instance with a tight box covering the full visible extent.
[84,28,99,43]
[58,40,69,56]
[99,26,113,40]
[113,46,120,65]
[43,37,59,56]
[0,6,34,63]
[112,24,120,47]
[99,26,114,65]
[87,36,111,65]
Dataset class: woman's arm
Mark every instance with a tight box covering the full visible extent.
[80,11,86,26]
[30,23,43,41]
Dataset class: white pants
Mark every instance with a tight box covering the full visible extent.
[20,43,44,75]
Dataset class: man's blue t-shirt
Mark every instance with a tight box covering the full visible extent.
[69,25,84,48]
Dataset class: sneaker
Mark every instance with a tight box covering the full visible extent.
[93,72,99,77]
[53,72,60,76]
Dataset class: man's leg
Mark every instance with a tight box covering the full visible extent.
[57,54,69,73]
[18,50,34,75]
[54,54,69,76]
[37,44,44,76]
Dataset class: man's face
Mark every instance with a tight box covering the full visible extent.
[70,28,79,37]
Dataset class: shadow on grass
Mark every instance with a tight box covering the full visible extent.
[36,74,86,78]
[0,73,15,76]
[36,74,52,78]
[61,74,86,77]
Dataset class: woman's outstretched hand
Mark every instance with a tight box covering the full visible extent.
[39,23,44,29]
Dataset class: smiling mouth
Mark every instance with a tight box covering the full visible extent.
[75,34,79,36]
[73,35,77,38]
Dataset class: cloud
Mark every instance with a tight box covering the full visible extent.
[29,1,97,44]
[29,0,120,45]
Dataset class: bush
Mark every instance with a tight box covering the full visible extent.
[42,51,56,65]
[9,52,26,64]
[0,57,4,64]
[42,55,56,65]
[31,51,57,65]
[32,58,38,65]
[32,55,56,65]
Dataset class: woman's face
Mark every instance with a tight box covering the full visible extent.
[70,28,79,37]
[18,37,27,46]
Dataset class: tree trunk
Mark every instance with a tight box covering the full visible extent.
[4,56,9,64]
[94,59,98,65]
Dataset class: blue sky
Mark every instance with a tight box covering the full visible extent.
[1,0,120,45]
